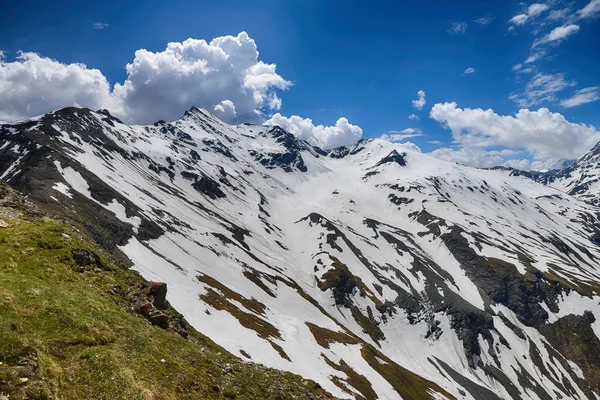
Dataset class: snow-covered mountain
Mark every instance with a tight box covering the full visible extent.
[548,158,576,172]
[546,144,600,206]
[3,106,600,399]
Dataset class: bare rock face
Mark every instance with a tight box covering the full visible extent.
[149,282,168,309]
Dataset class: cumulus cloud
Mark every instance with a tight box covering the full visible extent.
[533,24,580,46]
[265,113,362,149]
[408,113,420,121]
[93,22,108,29]
[213,100,237,120]
[578,0,600,18]
[379,128,424,142]
[560,87,600,108]
[509,72,576,107]
[112,32,291,124]
[0,51,117,122]
[395,141,422,153]
[463,67,476,75]
[430,102,600,161]
[412,90,426,110]
[448,22,468,34]
[0,32,291,124]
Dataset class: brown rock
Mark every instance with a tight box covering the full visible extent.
[148,311,169,329]
[138,300,152,316]
[0,219,9,228]
[149,282,167,309]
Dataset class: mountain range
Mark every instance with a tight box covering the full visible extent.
[2,106,600,399]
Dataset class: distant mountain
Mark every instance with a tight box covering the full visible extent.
[3,106,600,399]
[548,158,576,172]
[546,143,600,206]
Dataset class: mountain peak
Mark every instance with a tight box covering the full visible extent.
[375,149,406,167]
[183,106,212,118]
[549,158,576,171]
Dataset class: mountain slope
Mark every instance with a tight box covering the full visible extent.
[0,180,332,400]
[547,142,600,206]
[3,107,600,399]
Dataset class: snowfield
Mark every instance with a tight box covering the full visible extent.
[3,106,600,399]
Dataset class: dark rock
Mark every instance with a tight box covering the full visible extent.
[249,126,308,173]
[148,311,169,329]
[149,282,168,309]
[138,300,152,316]
[375,150,406,167]
[192,176,226,199]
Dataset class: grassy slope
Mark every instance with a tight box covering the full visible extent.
[0,181,332,400]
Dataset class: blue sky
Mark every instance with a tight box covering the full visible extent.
[0,0,599,169]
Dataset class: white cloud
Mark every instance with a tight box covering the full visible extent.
[412,90,426,110]
[0,32,291,124]
[113,32,291,124]
[408,113,420,121]
[428,140,444,145]
[428,147,557,170]
[509,72,576,107]
[463,67,476,75]
[525,51,545,63]
[528,3,550,17]
[512,64,523,71]
[509,3,550,25]
[395,141,422,153]
[473,16,494,25]
[533,24,580,46]
[429,145,555,170]
[510,14,530,25]
[560,87,600,108]
[546,8,572,21]
[0,51,117,122]
[429,102,600,161]
[379,128,424,142]
[93,22,109,29]
[578,0,600,18]
[430,147,514,168]
[213,100,236,120]
[265,113,362,149]
[448,22,468,34]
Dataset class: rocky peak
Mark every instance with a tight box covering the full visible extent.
[262,126,303,150]
[375,149,406,167]
[182,106,213,121]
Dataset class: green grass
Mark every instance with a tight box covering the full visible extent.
[0,205,331,399]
